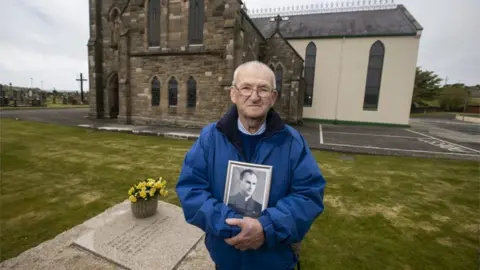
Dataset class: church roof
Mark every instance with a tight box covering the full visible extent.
[250,5,423,39]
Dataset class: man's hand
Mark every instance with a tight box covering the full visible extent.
[224,217,265,251]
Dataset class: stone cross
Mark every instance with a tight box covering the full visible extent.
[273,14,283,32]
[76,73,87,103]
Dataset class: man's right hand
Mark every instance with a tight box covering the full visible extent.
[224,217,265,251]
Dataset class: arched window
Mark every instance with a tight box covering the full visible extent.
[168,77,178,107]
[109,8,120,47]
[148,0,161,47]
[188,0,204,44]
[304,42,316,106]
[187,76,197,108]
[363,41,385,110]
[275,65,283,95]
[151,77,160,106]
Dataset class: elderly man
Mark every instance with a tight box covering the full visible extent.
[176,61,326,270]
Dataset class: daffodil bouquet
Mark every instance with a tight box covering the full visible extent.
[128,177,168,203]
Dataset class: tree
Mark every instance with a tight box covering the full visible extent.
[412,67,443,105]
[439,86,465,111]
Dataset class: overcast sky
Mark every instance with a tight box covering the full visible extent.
[0,0,478,91]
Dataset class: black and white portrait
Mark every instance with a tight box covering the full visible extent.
[224,161,272,218]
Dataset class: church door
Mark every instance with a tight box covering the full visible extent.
[108,73,119,119]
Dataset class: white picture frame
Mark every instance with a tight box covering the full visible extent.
[223,160,273,218]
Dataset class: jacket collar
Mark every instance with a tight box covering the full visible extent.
[216,105,285,143]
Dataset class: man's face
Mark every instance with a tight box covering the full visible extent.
[230,64,278,119]
[239,172,258,197]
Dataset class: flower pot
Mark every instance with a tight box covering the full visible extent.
[131,195,158,219]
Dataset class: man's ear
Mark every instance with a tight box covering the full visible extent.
[270,90,278,105]
[230,87,237,104]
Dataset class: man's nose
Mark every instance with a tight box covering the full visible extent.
[249,90,261,100]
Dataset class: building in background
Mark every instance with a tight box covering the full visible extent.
[87,0,422,127]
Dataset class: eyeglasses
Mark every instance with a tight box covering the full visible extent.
[232,85,274,97]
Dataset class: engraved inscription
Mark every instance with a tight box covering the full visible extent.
[106,216,169,256]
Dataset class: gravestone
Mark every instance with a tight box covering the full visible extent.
[72,200,204,270]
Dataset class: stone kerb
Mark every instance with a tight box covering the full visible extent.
[455,114,480,123]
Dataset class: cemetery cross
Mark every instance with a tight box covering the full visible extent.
[76,73,87,103]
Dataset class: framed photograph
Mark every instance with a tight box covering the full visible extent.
[223,160,273,218]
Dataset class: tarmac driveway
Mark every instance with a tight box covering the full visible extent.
[1,108,478,161]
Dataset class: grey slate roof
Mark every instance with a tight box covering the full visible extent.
[250,5,423,39]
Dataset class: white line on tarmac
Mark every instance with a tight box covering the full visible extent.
[322,143,480,157]
[322,131,419,139]
[406,129,480,154]
[319,124,324,144]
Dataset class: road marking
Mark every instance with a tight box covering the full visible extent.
[323,131,420,139]
[417,138,472,153]
[406,129,480,154]
[322,143,480,158]
[319,124,324,144]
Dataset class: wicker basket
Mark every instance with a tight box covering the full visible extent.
[131,195,158,218]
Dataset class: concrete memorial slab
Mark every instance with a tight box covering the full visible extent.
[72,200,204,270]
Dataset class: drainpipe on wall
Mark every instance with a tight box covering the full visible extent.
[333,36,346,125]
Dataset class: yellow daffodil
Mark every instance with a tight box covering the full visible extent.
[128,187,135,195]
[149,188,157,197]
[129,195,137,202]
[139,190,147,198]
[160,189,168,197]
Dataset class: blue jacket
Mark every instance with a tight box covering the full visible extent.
[176,106,326,270]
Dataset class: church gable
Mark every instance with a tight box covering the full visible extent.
[262,32,305,122]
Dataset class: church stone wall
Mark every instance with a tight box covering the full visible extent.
[263,33,305,123]
[128,54,229,127]
[236,11,263,64]
[88,0,304,127]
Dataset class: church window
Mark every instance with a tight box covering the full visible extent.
[188,0,204,45]
[151,77,160,106]
[148,0,161,47]
[187,76,197,108]
[275,65,283,95]
[168,77,178,107]
[304,42,316,106]
[363,41,385,110]
[109,8,120,47]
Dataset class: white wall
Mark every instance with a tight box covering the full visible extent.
[288,35,420,125]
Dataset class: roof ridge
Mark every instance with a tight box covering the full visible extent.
[396,4,423,31]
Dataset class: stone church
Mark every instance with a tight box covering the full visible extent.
[88,0,422,127]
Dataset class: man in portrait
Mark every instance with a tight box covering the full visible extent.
[228,169,262,218]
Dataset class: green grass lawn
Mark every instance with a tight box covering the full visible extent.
[1,119,478,269]
[0,104,88,110]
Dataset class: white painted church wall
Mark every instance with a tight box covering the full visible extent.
[288,35,420,125]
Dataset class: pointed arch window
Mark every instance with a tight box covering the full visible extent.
[188,0,204,44]
[275,65,283,95]
[304,42,316,106]
[109,8,120,47]
[168,77,178,107]
[151,77,160,106]
[187,77,197,108]
[148,0,161,47]
[363,41,385,110]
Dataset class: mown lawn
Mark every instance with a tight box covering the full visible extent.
[0,119,478,269]
[0,104,88,110]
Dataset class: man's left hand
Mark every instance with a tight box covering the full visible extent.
[224,217,265,251]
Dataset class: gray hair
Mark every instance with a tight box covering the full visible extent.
[232,61,276,90]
